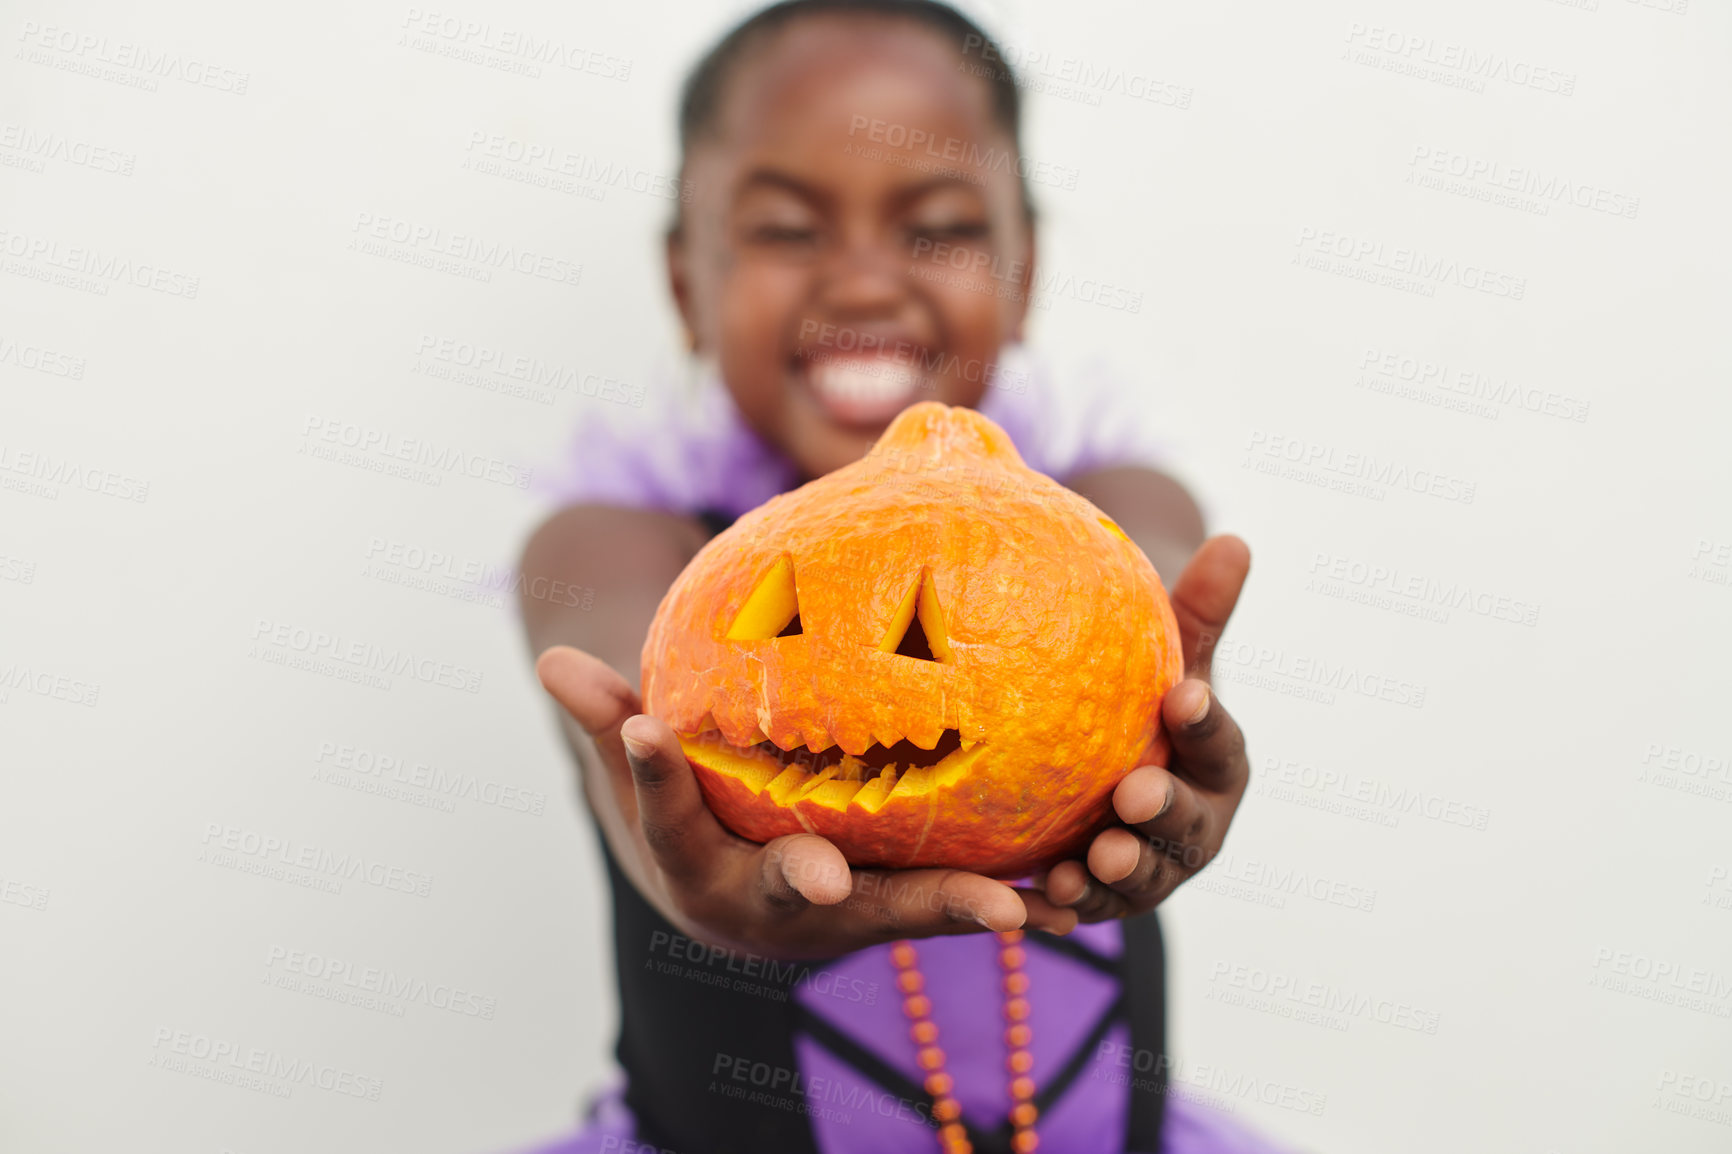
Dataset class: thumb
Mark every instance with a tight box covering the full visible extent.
[619,713,725,887]
[535,645,641,739]
[1168,535,1251,683]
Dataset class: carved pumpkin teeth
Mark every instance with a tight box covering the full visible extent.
[792,766,840,800]
[835,732,874,758]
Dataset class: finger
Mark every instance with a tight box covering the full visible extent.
[759,834,853,909]
[536,645,642,738]
[1016,888,1081,935]
[619,712,729,888]
[1159,682,1250,795]
[1087,826,1193,907]
[1115,765,1191,837]
[1043,859,1128,923]
[1107,768,1215,882]
[1168,535,1251,683]
[1116,765,1216,855]
[836,868,1029,935]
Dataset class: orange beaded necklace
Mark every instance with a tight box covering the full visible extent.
[889,931,1039,1154]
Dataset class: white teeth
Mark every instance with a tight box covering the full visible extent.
[808,358,923,406]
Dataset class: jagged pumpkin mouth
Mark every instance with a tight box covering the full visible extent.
[676,726,987,814]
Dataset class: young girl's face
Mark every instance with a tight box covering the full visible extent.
[669,16,1036,481]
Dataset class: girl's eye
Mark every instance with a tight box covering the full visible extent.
[909,221,990,245]
[748,224,820,246]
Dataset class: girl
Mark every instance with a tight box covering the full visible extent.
[520,2,1280,1151]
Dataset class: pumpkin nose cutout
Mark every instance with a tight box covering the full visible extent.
[878,569,951,661]
[726,555,803,640]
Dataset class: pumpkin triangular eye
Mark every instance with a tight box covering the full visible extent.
[895,614,935,660]
[1099,517,1131,542]
[878,569,951,662]
[726,555,802,640]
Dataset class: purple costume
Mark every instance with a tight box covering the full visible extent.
[518,347,1295,1154]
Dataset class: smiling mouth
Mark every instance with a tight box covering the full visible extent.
[796,352,932,426]
[678,726,986,813]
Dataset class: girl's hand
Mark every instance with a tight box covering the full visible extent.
[1041,535,1252,921]
[536,646,1080,961]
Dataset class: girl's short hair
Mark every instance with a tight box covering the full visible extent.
[673,0,1032,227]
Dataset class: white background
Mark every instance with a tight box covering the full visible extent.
[3,0,1730,1151]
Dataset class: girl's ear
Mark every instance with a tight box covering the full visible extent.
[665,227,700,352]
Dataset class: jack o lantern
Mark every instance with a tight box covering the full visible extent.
[641,402,1183,879]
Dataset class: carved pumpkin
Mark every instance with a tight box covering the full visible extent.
[641,402,1183,878]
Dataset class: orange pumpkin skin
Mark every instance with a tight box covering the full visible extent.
[640,402,1184,879]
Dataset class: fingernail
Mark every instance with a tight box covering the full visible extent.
[621,732,653,759]
[1184,685,1211,727]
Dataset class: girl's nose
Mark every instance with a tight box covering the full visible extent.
[816,232,908,316]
